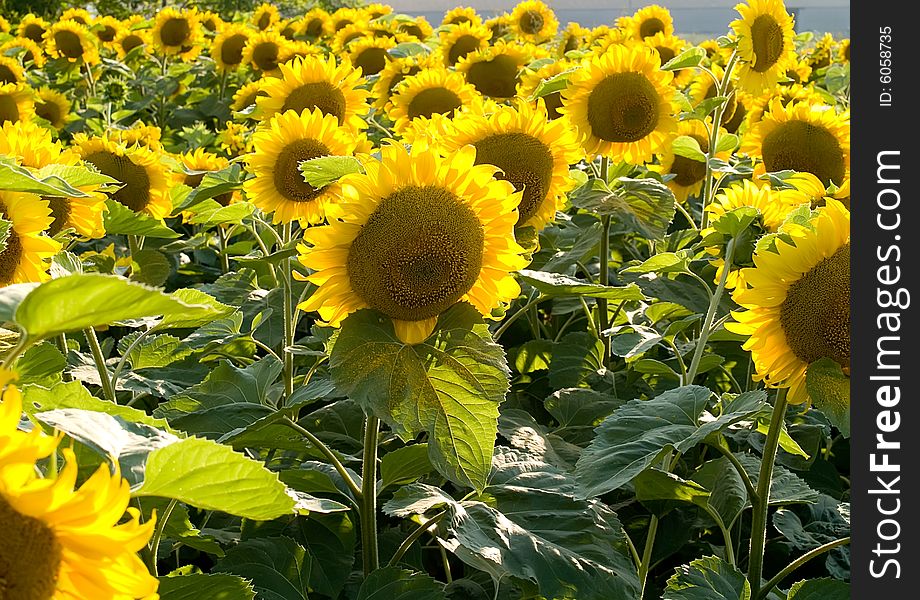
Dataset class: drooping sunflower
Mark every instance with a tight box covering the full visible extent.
[0,57,24,85]
[151,7,203,60]
[211,24,251,71]
[93,15,122,48]
[620,4,675,40]
[730,0,797,93]
[387,68,482,135]
[179,148,237,206]
[232,79,268,114]
[301,8,333,40]
[297,141,527,344]
[244,108,370,225]
[0,374,160,598]
[255,55,370,134]
[726,199,850,405]
[114,27,149,60]
[17,14,49,44]
[441,6,483,28]
[436,21,491,67]
[348,35,397,77]
[241,30,291,73]
[0,191,60,284]
[44,20,100,65]
[517,58,577,120]
[742,98,850,187]
[0,83,34,125]
[456,40,540,99]
[561,43,677,162]
[1,38,46,68]
[75,135,172,220]
[252,2,281,31]
[651,119,729,202]
[510,0,559,44]
[443,100,583,231]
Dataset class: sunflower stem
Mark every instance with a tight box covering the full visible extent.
[110,327,153,394]
[217,226,231,273]
[281,417,362,499]
[388,511,447,567]
[147,498,178,577]
[494,292,542,340]
[686,237,735,383]
[85,327,116,402]
[361,415,380,575]
[636,513,660,600]
[1,334,31,369]
[699,49,739,232]
[756,536,850,600]
[748,387,789,599]
[281,222,295,400]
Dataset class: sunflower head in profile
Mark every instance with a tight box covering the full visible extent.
[348,35,397,77]
[784,171,851,211]
[114,26,150,60]
[441,6,483,28]
[0,83,34,125]
[17,14,49,44]
[232,79,269,115]
[252,2,281,31]
[730,0,797,93]
[510,0,559,43]
[727,199,850,405]
[218,120,253,157]
[7,38,47,68]
[242,30,292,74]
[397,16,434,42]
[485,14,512,41]
[255,55,370,134]
[180,148,236,206]
[619,4,675,40]
[742,98,850,187]
[301,8,333,40]
[75,135,172,220]
[0,191,61,284]
[558,22,590,56]
[211,24,251,71]
[443,99,583,232]
[0,57,24,86]
[297,141,528,345]
[0,373,160,597]
[436,21,491,67]
[44,20,100,65]
[244,107,371,225]
[387,67,482,135]
[151,7,203,60]
[457,40,541,99]
[651,119,729,203]
[561,43,677,162]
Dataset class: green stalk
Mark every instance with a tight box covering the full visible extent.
[0,334,31,369]
[281,417,362,499]
[146,498,178,576]
[85,328,116,402]
[699,49,739,231]
[217,226,231,273]
[493,292,542,340]
[685,238,735,383]
[637,513,660,599]
[281,223,295,400]
[388,511,447,567]
[361,415,381,575]
[748,388,789,598]
[110,328,153,393]
[597,157,612,362]
[756,537,850,600]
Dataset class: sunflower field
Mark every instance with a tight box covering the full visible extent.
[0,1,852,599]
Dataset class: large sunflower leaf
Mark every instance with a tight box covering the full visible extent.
[330,303,509,492]
[663,556,751,600]
[355,567,447,600]
[157,573,255,600]
[214,537,311,600]
[102,199,180,238]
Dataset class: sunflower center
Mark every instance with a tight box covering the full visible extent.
[281,82,347,123]
[54,30,84,59]
[121,34,144,53]
[670,134,709,187]
[780,243,850,368]
[305,19,324,38]
[750,14,784,72]
[656,45,676,65]
[220,34,248,66]
[83,150,151,212]
[401,24,425,39]
[702,78,737,124]
[99,25,117,42]
[0,495,62,599]
[35,100,62,127]
[587,72,660,143]
[407,87,463,119]
[723,99,746,133]
[347,185,484,322]
[0,95,22,123]
[519,11,545,35]
[639,18,665,39]
[252,42,281,71]
[761,120,846,185]
[563,35,579,53]
[334,19,354,32]
[0,210,22,284]
[387,67,420,96]
[0,65,17,85]
[447,34,482,66]
[44,197,72,236]
[272,138,331,202]
[354,47,388,76]
[543,91,564,120]
[258,13,271,30]
[23,24,45,43]
[465,54,521,98]
[160,18,191,47]
[473,132,554,223]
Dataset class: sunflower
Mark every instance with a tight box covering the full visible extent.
[93,15,122,48]
[371,56,426,110]
[255,55,370,134]
[509,0,559,44]
[114,27,149,60]
[836,38,850,63]
[218,121,252,157]
[0,57,24,85]
[348,35,397,77]
[17,14,49,44]
[330,22,373,55]
[784,171,851,210]
[443,100,583,231]
[0,38,46,68]
[301,8,333,40]
[151,7,202,61]
[0,16,8,33]
[197,10,224,34]
[179,148,237,206]
[33,88,71,129]
[726,199,850,405]
[0,191,60,284]
[687,63,739,127]
[620,5,674,40]
[644,32,693,86]
[396,16,434,41]
[651,119,729,202]
[108,123,165,151]
[211,24,251,71]
[60,8,92,26]
[387,67,482,134]
[297,141,527,344]
[485,15,512,41]
[456,40,539,99]
[0,83,34,125]
[561,43,677,162]
[244,107,370,225]
[241,30,291,73]
[436,21,491,67]
[232,79,268,114]
[730,0,797,93]
[744,82,819,126]
[442,6,483,28]
[252,2,281,31]
[365,3,394,20]
[785,57,813,85]
[742,98,849,187]
[44,21,100,65]
[330,7,365,32]
[805,33,835,70]
[0,374,160,598]
[517,58,576,120]
[558,22,590,56]
[75,135,172,220]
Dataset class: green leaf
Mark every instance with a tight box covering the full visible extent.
[102,199,180,238]
[621,251,693,275]
[787,578,850,600]
[387,41,431,59]
[135,436,295,520]
[299,155,364,187]
[661,47,706,70]
[805,358,850,436]
[382,483,455,518]
[671,135,707,162]
[22,380,169,428]
[549,332,605,389]
[498,409,581,469]
[570,177,676,239]
[14,342,66,386]
[634,468,711,514]
[518,269,647,300]
[528,67,579,100]
[738,454,820,506]
[214,537,311,600]
[121,333,193,370]
[691,457,748,529]
[714,133,740,154]
[329,304,509,491]
[36,163,120,189]
[0,157,90,197]
[712,206,759,238]
[12,274,222,341]
[509,339,553,373]
[544,388,623,445]
[356,567,447,600]
[663,555,751,600]
[130,248,172,287]
[175,162,248,212]
[157,573,255,600]
[186,200,255,228]
[152,288,236,332]
[380,444,433,491]
[575,388,768,498]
